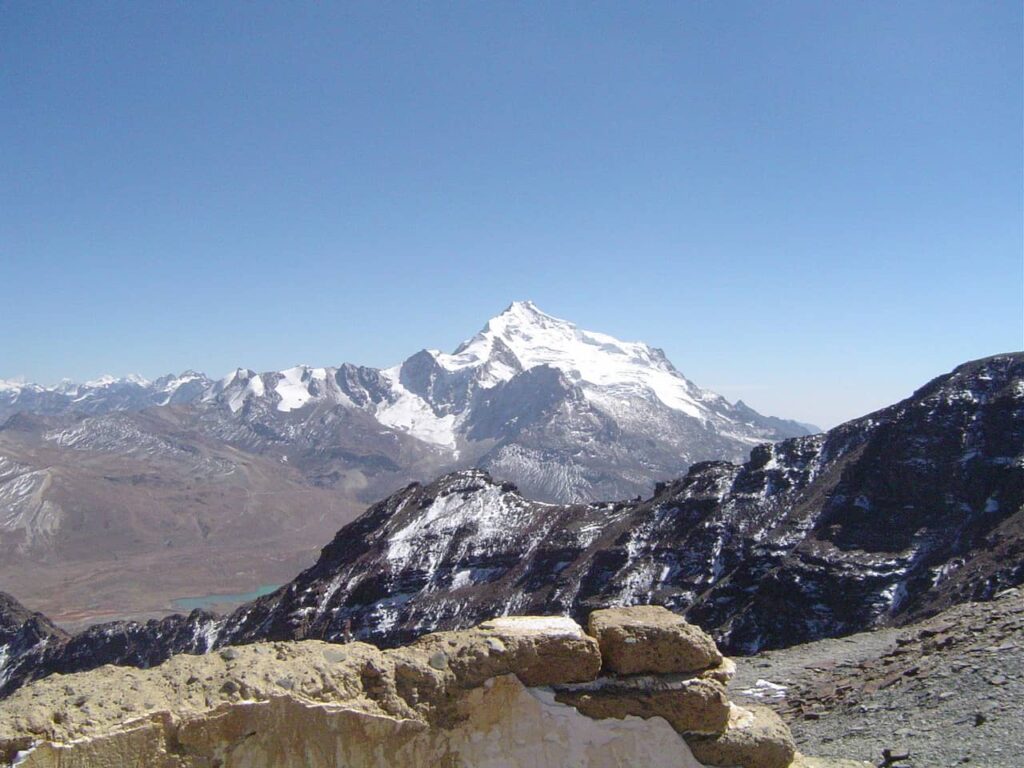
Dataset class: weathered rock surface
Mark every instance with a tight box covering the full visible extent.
[0,611,827,768]
[731,588,1024,768]
[790,757,871,768]
[686,703,797,768]
[588,606,723,675]
[6,677,711,768]
[555,675,731,735]
[402,615,603,689]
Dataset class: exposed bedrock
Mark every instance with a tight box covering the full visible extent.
[0,607,863,768]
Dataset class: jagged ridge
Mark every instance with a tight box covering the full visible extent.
[0,353,1019,698]
[2,302,813,506]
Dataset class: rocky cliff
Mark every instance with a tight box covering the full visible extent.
[0,607,862,768]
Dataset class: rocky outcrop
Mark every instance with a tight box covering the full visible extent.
[555,675,732,737]
[687,704,796,768]
[588,606,724,675]
[0,609,855,768]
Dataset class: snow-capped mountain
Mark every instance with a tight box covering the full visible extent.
[0,371,213,417]
[223,301,809,445]
[0,302,814,504]
[0,302,815,629]
[0,353,1019,698]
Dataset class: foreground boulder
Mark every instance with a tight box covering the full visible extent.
[588,606,723,675]
[687,704,797,768]
[0,610,844,767]
[402,615,603,689]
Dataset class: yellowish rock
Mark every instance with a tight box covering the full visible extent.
[5,675,710,768]
[403,614,603,689]
[555,675,731,735]
[588,606,723,675]
[0,612,821,768]
[791,755,874,768]
[685,703,797,768]
[701,657,737,685]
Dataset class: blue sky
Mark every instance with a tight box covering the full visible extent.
[1,1,1021,428]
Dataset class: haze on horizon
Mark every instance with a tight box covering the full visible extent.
[2,2,1021,430]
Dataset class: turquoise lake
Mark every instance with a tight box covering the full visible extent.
[171,584,280,612]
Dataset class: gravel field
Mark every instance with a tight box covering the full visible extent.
[731,590,1024,768]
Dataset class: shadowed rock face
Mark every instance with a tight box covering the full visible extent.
[207,354,1022,654]
[0,354,1018,700]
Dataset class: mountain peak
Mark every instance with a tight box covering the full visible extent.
[427,302,717,417]
[490,300,568,332]
[501,299,553,318]
[82,374,151,388]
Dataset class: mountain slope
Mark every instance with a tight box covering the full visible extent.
[212,353,1023,651]
[0,303,813,621]
[0,409,365,625]
[0,353,1016,697]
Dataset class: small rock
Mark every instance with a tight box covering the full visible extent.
[219,648,239,662]
[428,650,449,670]
[686,704,796,768]
[322,648,347,664]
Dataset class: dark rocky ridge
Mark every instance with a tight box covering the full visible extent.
[216,354,1022,652]
[0,303,813,622]
[0,353,1020,698]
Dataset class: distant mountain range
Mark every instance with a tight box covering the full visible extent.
[0,301,814,502]
[0,302,813,624]
[1,352,1019,698]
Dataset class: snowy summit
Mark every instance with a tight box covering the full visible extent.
[0,302,814,502]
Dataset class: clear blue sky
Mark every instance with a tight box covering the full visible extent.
[2,1,1021,428]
